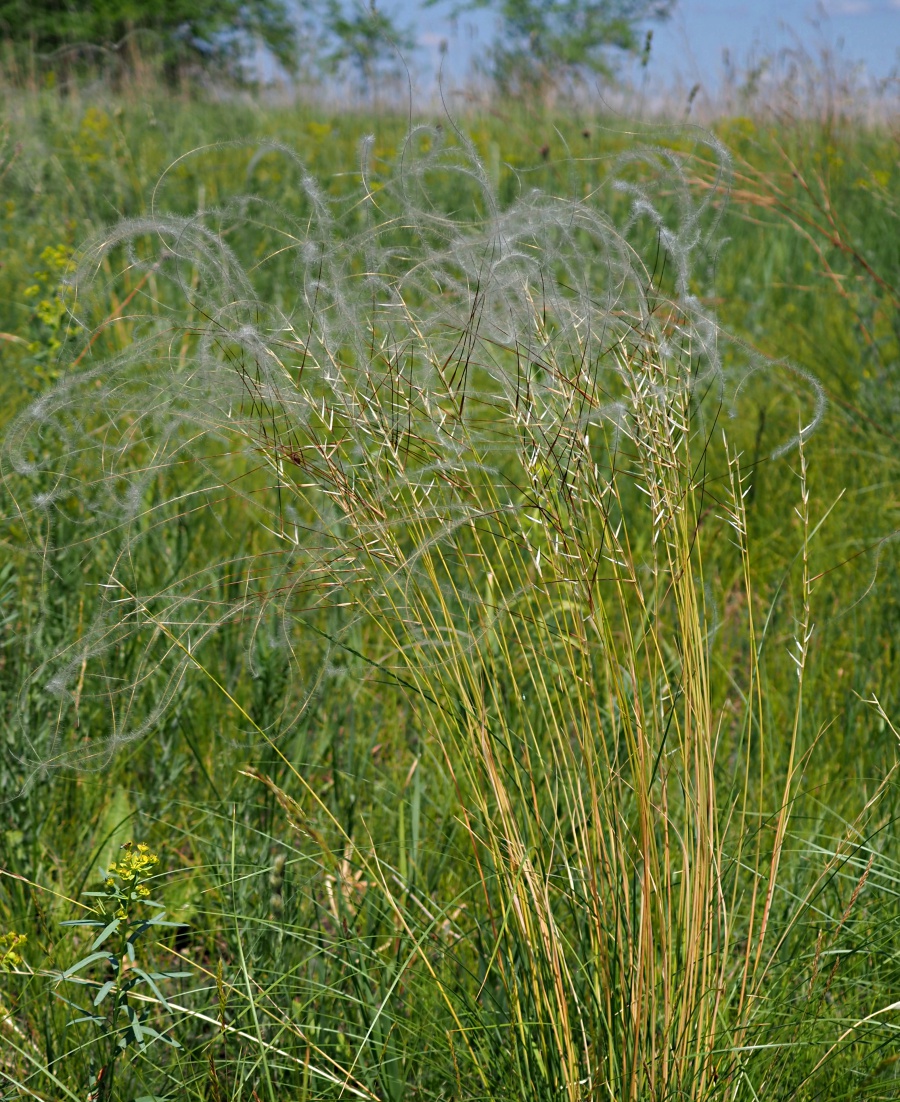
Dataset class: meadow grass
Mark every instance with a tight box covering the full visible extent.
[0,81,899,1101]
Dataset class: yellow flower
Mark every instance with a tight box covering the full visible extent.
[107,841,159,890]
[0,931,27,971]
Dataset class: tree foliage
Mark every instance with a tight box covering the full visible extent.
[444,0,674,95]
[321,1,415,94]
[0,0,301,76]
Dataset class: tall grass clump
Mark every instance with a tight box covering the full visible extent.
[4,123,896,1099]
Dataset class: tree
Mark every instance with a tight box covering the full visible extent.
[438,0,674,97]
[321,1,415,99]
[0,0,301,78]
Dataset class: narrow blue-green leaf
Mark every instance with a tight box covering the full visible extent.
[62,951,112,979]
[67,1014,105,1027]
[91,918,120,951]
[133,967,170,1009]
[93,979,115,1006]
[136,1026,181,1049]
[125,1003,144,1046]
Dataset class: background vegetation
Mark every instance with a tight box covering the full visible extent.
[1,48,899,1102]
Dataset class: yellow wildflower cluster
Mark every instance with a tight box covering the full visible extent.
[73,106,113,167]
[23,243,78,362]
[106,841,159,893]
[23,243,74,298]
[0,930,26,971]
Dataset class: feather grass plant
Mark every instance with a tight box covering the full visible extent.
[4,122,899,1099]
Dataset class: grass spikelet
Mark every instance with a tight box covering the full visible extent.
[3,116,900,1100]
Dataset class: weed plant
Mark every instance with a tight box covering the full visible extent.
[1,88,900,1101]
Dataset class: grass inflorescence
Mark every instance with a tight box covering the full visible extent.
[1,86,900,1101]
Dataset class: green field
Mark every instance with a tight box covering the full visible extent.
[1,81,900,1100]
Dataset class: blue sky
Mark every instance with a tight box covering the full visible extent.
[387,0,900,90]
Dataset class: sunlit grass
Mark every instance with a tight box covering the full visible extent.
[1,81,900,1101]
